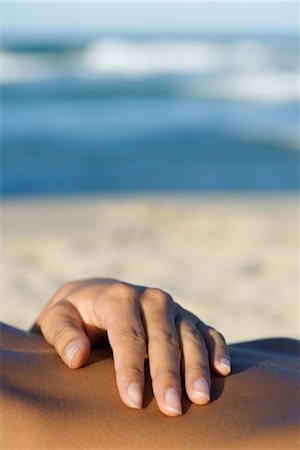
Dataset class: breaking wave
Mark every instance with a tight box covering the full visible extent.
[1,37,298,104]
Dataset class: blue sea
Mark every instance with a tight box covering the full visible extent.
[1,33,299,195]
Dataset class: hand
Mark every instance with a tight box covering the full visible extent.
[32,278,231,417]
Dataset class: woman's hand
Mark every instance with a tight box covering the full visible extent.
[32,278,231,417]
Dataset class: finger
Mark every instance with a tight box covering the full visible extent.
[141,288,182,417]
[94,284,146,410]
[199,324,231,376]
[177,318,211,405]
[40,300,90,369]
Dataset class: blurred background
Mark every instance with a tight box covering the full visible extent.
[2,2,299,341]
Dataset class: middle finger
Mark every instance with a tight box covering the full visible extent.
[94,285,146,410]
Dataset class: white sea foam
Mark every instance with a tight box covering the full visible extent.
[183,72,300,103]
[80,38,272,75]
[81,39,223,75]
[0,38,275,82]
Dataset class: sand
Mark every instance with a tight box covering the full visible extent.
[2,194,299,342]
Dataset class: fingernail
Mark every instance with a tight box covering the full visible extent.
[127,383,143,409]
[193,378,210,402]
[165,388,182,415]
[219,357,231,375]
[65,342,81,366]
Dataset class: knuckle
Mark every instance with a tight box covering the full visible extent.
[57,298,76,314]
[219,345,229,356]
[185,327,204,346]
[204,326,220,340]
[188,364,210,376]
[153,368,180,384]
[40,304,65,334]
[215,330,226,345]
[148,287,168,302]
[165,369,181,383]
[151,330,179,349]
[125,366,145,379]
[112,329,146,351]
[203,327,228,352]
[56,280,82,298]
[217,332,227,344]
[109,282,137,302]
[145,288,173,310]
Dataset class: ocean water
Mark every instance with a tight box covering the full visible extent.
[1,33,299,195]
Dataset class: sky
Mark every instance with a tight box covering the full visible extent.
[2,2,299,38]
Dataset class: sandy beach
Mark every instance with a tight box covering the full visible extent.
[2,194,299,343]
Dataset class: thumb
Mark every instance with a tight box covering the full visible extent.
[40,300,91,369]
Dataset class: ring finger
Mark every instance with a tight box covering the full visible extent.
[141,289,182,417]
